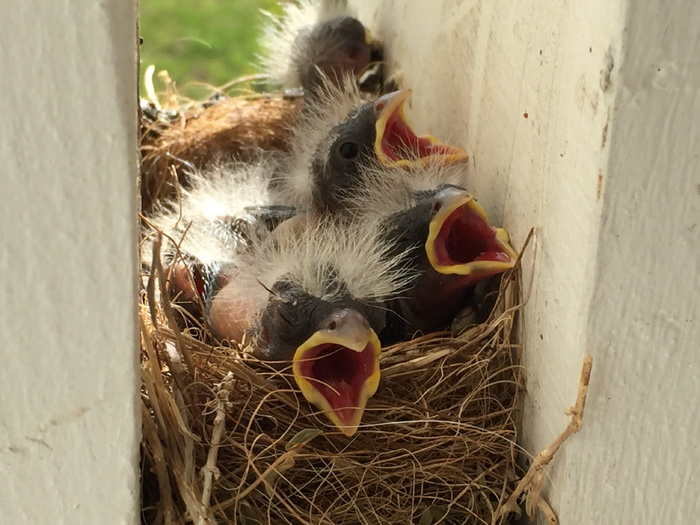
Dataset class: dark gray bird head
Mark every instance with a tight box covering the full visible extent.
[292,15,373,93]
[272,87,468,213]
[352,166,518,341]
[259,1,375,92]
[254,277,384,436]
[208,217,414,435]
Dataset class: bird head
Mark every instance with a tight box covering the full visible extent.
[348,165,518,340]
[233,217,415,435]
[381,184,517,288]
[309,89,468,212]
[255,279,384,436]
[294,15,374,92]
[259,1,377,91]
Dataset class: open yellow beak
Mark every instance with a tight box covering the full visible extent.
[373,89,469,168]
[426,187,518,281]
[292,309,381,437]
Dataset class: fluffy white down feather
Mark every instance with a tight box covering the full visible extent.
[142,156,417,316]
[142,158,278,268]
[219,216,417,321]
[347,161,472,220]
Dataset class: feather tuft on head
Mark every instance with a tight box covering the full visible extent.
[229,216,417,318]
[258,0,355,89]
[347,161,472,220]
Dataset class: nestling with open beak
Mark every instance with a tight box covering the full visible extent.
[259,0,383,94]
[349,164,519,342]
[273,82,468,214]
[208,218,415,436]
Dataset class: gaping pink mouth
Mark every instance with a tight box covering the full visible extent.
[433,203,514,267]
[426,193,518,283]
[295,341,377,428]
[374,90,468,167]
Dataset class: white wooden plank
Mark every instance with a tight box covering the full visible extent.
[0,1,140,523]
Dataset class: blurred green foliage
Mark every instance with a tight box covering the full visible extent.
[139,0,282,100]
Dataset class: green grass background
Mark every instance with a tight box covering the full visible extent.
[140,0,283,100]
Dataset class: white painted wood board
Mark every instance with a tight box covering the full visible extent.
[0,1,140,524]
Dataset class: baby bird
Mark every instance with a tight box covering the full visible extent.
[273,82,468,214]
[208,217,415,436]
[348,164,518,342]
[142,158,296,313]
[259,0,380,94]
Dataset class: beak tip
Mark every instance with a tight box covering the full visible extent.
[339,425,359,437]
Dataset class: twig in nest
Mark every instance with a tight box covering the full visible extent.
[496,354,593,525]
[210,428,321,514]
[142,404,177,524]
[198,372,235,525]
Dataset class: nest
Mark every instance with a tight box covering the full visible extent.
[140,256,525,525]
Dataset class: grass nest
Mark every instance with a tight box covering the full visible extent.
[140,252,525,525]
